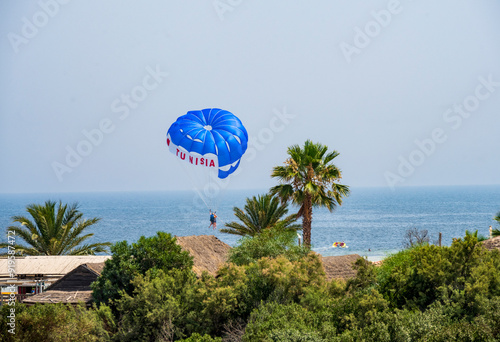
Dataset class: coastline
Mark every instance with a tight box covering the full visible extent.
[313,246,398,263]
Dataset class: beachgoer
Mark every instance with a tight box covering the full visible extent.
[209,210,214,228]
[209,210,217,229]
[212,212,217,229]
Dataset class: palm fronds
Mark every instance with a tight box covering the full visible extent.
[220,194,300,237]
[1,200,111,255]
[270,140,349,246]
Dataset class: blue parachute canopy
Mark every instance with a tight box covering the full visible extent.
[167,108,248,179]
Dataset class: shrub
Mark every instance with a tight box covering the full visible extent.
[329,299,499,341]
[268,329,327,342]
[114,268,197,341]
[212,252,327,326]
[378,230,500,314]
[0,303,26,342]
[377,243,448,309]
[345,257,377,293]
[92,231,193,308]
[177,333,222,341]
[115,266,251,340]
[228,228,309,266]
[0,303,112,342]
[243,302,327,342]
[420,320,495,342]
[244,253,326,305]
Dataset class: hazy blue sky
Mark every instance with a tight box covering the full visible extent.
[1,0,499,194]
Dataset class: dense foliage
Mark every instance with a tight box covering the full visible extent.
[91,231,193,309]
[3,230,500,341]
[227,227,310,266]
[0,303,114,342]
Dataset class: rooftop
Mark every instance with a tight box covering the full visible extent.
[175,235,231,277]
[321,254,362,281]
[22,263,105,306]
[0,255,111,277]
[482,236,500,251]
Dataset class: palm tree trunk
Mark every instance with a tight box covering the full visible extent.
[302,193,313,247]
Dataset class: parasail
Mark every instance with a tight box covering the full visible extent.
[167,108,248,179]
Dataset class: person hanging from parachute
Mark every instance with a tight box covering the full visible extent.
[166,108,248,226]
[209,209,217,230]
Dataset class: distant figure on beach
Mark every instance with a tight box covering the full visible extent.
[209,210,217,230]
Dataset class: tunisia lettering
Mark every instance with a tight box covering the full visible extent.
[176,148,216,167]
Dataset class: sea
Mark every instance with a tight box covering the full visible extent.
[1,185,499,261]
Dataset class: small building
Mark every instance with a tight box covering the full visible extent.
[0,255,110,303]
[2,236,231,306]
[22,262,105,307]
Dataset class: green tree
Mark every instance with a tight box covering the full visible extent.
[91,231,193,309]
[492,211,500,237]
[242,253,326,305]
[0,200,110,255]
[345,257,378,293]
[178,334,222,342]
[114,269,197,341]
[220,193,300,237]
[270,140,350,247]
[0,303,114,342]
[243,302,327,342]
[228,227,309,266]
[212,252,327,326]
[378,230,500,313]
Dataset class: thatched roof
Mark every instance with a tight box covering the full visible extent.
[23,291,92,306]
[85,262,106,275]
[321,254,362,281]
[482,236,500,251]
[175,235,231,277]
[0,256,111,277]
[23,290,94,306]
[47,263,103,292]
[23,263,105,306]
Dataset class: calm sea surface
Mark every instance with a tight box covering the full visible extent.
[1,186,499,261]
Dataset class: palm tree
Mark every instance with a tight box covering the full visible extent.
[0,200,111,255]
[270,140,350,247]
[220,193,301,237]
[492,211,500,237]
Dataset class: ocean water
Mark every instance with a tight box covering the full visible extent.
[1,186,499,261]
